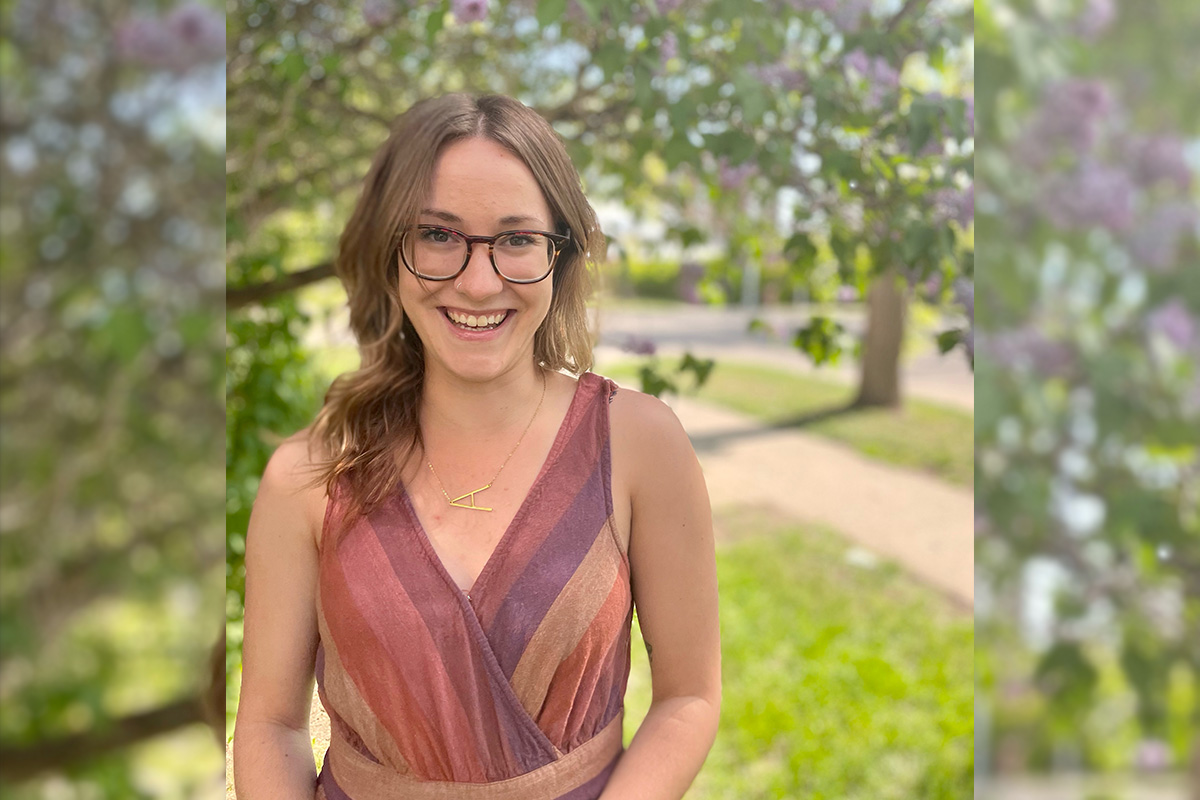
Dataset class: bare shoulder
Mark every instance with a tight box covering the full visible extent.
[255,426,330,551]
[609,385,690,446]
[608,385,698,490]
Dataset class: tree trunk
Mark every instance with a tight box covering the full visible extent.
[854,268,906,408]
[1190,732,1200,800]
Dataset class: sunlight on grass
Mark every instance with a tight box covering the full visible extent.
[623,507,973,799]
[602,360,973,487]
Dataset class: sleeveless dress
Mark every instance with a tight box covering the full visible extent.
[314,373,632,799]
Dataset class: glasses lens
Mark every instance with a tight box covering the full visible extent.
[494,232,554,282]
[405,227,468,279]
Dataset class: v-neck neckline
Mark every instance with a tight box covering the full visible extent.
[397,373,594,605]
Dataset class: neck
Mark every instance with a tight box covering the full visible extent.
[420,360,545,438]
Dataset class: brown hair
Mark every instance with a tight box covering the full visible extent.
[308,94,604,528]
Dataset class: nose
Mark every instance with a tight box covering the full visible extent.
[455,240,504,299]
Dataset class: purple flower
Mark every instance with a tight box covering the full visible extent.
[1146,299,1197,351]
[1134,739,1172,772]
[717,158,757,191]
[1018,79,1114,166]
[1072,0,1117,40]
[1126,201,1197,272]
[620,336,657,357]
[965,95,975,138]
[844,49,899,110]
[363,0,397,26]
[116,2,224,73]
[451,0,489,24]
[955,279,974,325]
[656,0,685,12]
[752,61,806,91]
[1039,162,1136,232]
[1125,134,1192,190]
[934,185,974,228]
[979,328,1077,378]
[659,31,678,70]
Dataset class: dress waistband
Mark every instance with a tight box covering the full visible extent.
[325,713,623,800]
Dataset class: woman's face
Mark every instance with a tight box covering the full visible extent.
[398,137,556,385]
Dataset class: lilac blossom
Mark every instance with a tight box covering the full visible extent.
[452,0,489,24]
[751,61,807,91]
[843,49,899,111]
[1124,134,1192,190]
[620,336,657,357]
[965,95,975,138]
[978,328,1077,378]
[1126,201,1197,272]
[934,185,975,228]
[1072,0,1117,40]
[116,2,225,73]
[1146,299,1197,352]
[1038,162,1135,232]
[363,0,397,26]
[1018,79,1114,166]
[955,278,975,362]
[717,158,757,191]
[659,31,678,70]
[656,0,685,13]
[792,0,870,32]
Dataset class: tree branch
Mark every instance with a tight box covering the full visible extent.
[0,694,207,783]
[226,262,336,309]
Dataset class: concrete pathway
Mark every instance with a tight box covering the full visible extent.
[658,392,974,609]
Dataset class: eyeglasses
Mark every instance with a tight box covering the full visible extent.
[399,224,570,284]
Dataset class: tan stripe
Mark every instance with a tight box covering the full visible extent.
[329,712,622,800]
[508,519,622,719]
[316,586,412,775]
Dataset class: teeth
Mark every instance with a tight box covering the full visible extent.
[448,310,506,328]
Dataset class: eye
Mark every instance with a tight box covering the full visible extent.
[419,228,455,245]
[501,232,543,248]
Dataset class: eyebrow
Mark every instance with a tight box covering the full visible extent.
[419,208,549,229]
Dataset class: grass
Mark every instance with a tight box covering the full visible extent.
[601,359,974,488]
[622,507,974,800]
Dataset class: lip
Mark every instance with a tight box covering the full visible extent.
[439,306,513,341]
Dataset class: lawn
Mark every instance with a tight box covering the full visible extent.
[622,507,974,799]
[600,359,974,488]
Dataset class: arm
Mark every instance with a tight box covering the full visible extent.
[600,393,722,800]
[232,434,327,800]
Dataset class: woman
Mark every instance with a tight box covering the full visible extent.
[233,94,721,799]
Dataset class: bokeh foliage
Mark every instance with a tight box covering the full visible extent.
[1,0,225,795]
[973,0,1199,786]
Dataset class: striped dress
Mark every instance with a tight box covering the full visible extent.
[315,373,632,799]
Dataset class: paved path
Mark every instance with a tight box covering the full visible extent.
[654,391,975,609]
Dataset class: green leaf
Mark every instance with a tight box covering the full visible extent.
[426,6,446,39]
[537,0,569,28]
[936,329,963,354]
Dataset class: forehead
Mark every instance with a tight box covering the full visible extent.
[427,138,552,226]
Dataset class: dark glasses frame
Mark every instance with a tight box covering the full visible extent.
[398,224,571,284]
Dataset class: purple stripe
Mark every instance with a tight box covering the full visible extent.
[316,750,352,800]
[488,458,608,678]
[369,498,558,776]
[554,751,622,800]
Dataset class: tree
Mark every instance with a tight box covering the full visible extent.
[225,0,974,716]
[973,0,1199,794]
[0,1,225,794]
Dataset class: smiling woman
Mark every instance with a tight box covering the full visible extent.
[231,94,721,800]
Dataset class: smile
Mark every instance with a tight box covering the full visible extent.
[443,308,510,332]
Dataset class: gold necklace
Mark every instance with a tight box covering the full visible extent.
[426,374,547,512]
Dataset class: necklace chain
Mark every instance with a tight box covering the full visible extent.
[426,373,547,512]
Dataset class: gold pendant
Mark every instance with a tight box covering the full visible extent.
[449,484,492,512]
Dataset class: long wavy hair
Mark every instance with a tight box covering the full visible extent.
[308,94,605,527]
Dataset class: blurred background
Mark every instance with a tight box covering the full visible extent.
[974,1,1199,799]
[0,1,226,798]
[226,0,974,798]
